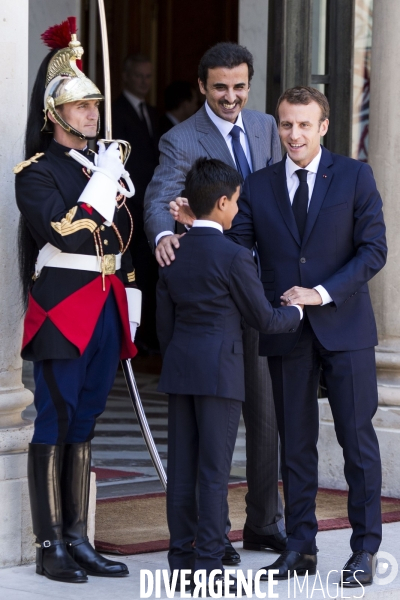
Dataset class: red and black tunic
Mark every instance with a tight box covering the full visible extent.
[15,140,137,361]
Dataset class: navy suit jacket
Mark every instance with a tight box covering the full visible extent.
[156,227,300,401]
[228,147,387,356]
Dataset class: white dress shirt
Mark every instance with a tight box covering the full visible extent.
[285,147,333,306]
[204,102,253,172]
[285,148,321,206]
[155,102,253,246]
[191,220,303,319]
[192,219,223,233]
[123,90,153,136]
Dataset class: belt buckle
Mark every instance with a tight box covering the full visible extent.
[102,254,116,275]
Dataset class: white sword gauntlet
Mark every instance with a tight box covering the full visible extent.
[69,145,135,225]
[126,288,142,342]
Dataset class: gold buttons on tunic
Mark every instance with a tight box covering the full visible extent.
[100,225,105,231]
[103,239,109,246]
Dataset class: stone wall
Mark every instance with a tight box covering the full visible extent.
[0,0,35,567]
[238,0,269,113]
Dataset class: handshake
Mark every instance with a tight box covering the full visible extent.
[168,197,322,311]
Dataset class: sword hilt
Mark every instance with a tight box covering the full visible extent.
[98,138,131,166]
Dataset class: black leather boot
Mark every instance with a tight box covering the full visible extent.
[61,442,129,577]
[27,443,88,583]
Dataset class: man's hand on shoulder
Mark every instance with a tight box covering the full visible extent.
[281,287,322,306]
[169,197,195,226]
[155,234,185,267]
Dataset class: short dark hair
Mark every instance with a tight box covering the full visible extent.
[198,42,254,86]
[185,158,242,219]
[122,53,151,72]
[165,81,195,111]
[276,86,330,122]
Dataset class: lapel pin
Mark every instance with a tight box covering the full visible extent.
[323,174,327,178]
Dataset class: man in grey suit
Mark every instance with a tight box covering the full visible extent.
[144,42,286,564]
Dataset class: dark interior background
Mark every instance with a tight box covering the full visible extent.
[81,0,239,112]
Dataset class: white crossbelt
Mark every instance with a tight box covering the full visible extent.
[35,243,121,278]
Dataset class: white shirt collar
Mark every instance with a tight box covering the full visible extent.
[123,90,144,111]
[286,147,322,179]
[192,219,223,233]
[204,102,245,140]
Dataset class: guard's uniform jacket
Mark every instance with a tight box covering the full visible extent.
[15,140,137,361]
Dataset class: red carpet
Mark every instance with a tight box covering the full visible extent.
[94,482,400,556]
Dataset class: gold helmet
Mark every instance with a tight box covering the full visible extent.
[41,17,104,139]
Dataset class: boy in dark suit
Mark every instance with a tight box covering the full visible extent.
[156,158,303,594]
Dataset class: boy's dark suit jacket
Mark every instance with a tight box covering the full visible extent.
[156,227,300,402]
[228,146,387,356]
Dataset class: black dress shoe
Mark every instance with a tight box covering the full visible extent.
[243,524,287,552]
[341,551,375,587]
[259,550,317,580]
[222,535,241,565]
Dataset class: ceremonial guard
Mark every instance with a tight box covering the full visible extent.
[14,18,141,583]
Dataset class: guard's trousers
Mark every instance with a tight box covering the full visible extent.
[31,292,122,445]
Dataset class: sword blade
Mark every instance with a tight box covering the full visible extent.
[96,2,165,490]
[121,359,167,491]
[97,0,112,139]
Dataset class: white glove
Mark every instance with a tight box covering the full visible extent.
[129,322,138,342]
[69,143,135,214]
[126,288,142,342]
[96,141,125,180]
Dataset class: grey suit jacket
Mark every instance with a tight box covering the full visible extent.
[143,103,282,248]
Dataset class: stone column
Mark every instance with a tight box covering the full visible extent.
[238,0,269,112]
[28,0,81,97]
[367,0,400,497]
[0,0,35,567]
[317,1,400,498]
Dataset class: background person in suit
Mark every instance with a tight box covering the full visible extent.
[113,54,160,352]
[144,42,286,564]
[159,81,198,136]
[157,158,302,593]
[226,87,387,586]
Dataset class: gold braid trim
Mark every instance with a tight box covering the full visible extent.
[51,206,97,236]
[127,270,136,283]
[13,153,44,174]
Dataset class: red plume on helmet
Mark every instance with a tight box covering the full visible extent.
[41,17,82,70]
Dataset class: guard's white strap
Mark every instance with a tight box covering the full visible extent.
[68,149,135,198]
[35,243,121,275]
[126,288,142,326]
[35,243,62,277]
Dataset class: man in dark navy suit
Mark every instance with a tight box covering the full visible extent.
[229,87,387,587]
[156,158,302,594]
[171,87,387,587]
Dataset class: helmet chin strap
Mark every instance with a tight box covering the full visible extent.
[43,97,101,140]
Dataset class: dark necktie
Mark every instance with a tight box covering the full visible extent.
[230,125,251,180]
[292,169,309,238]
[139,101,152,138]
